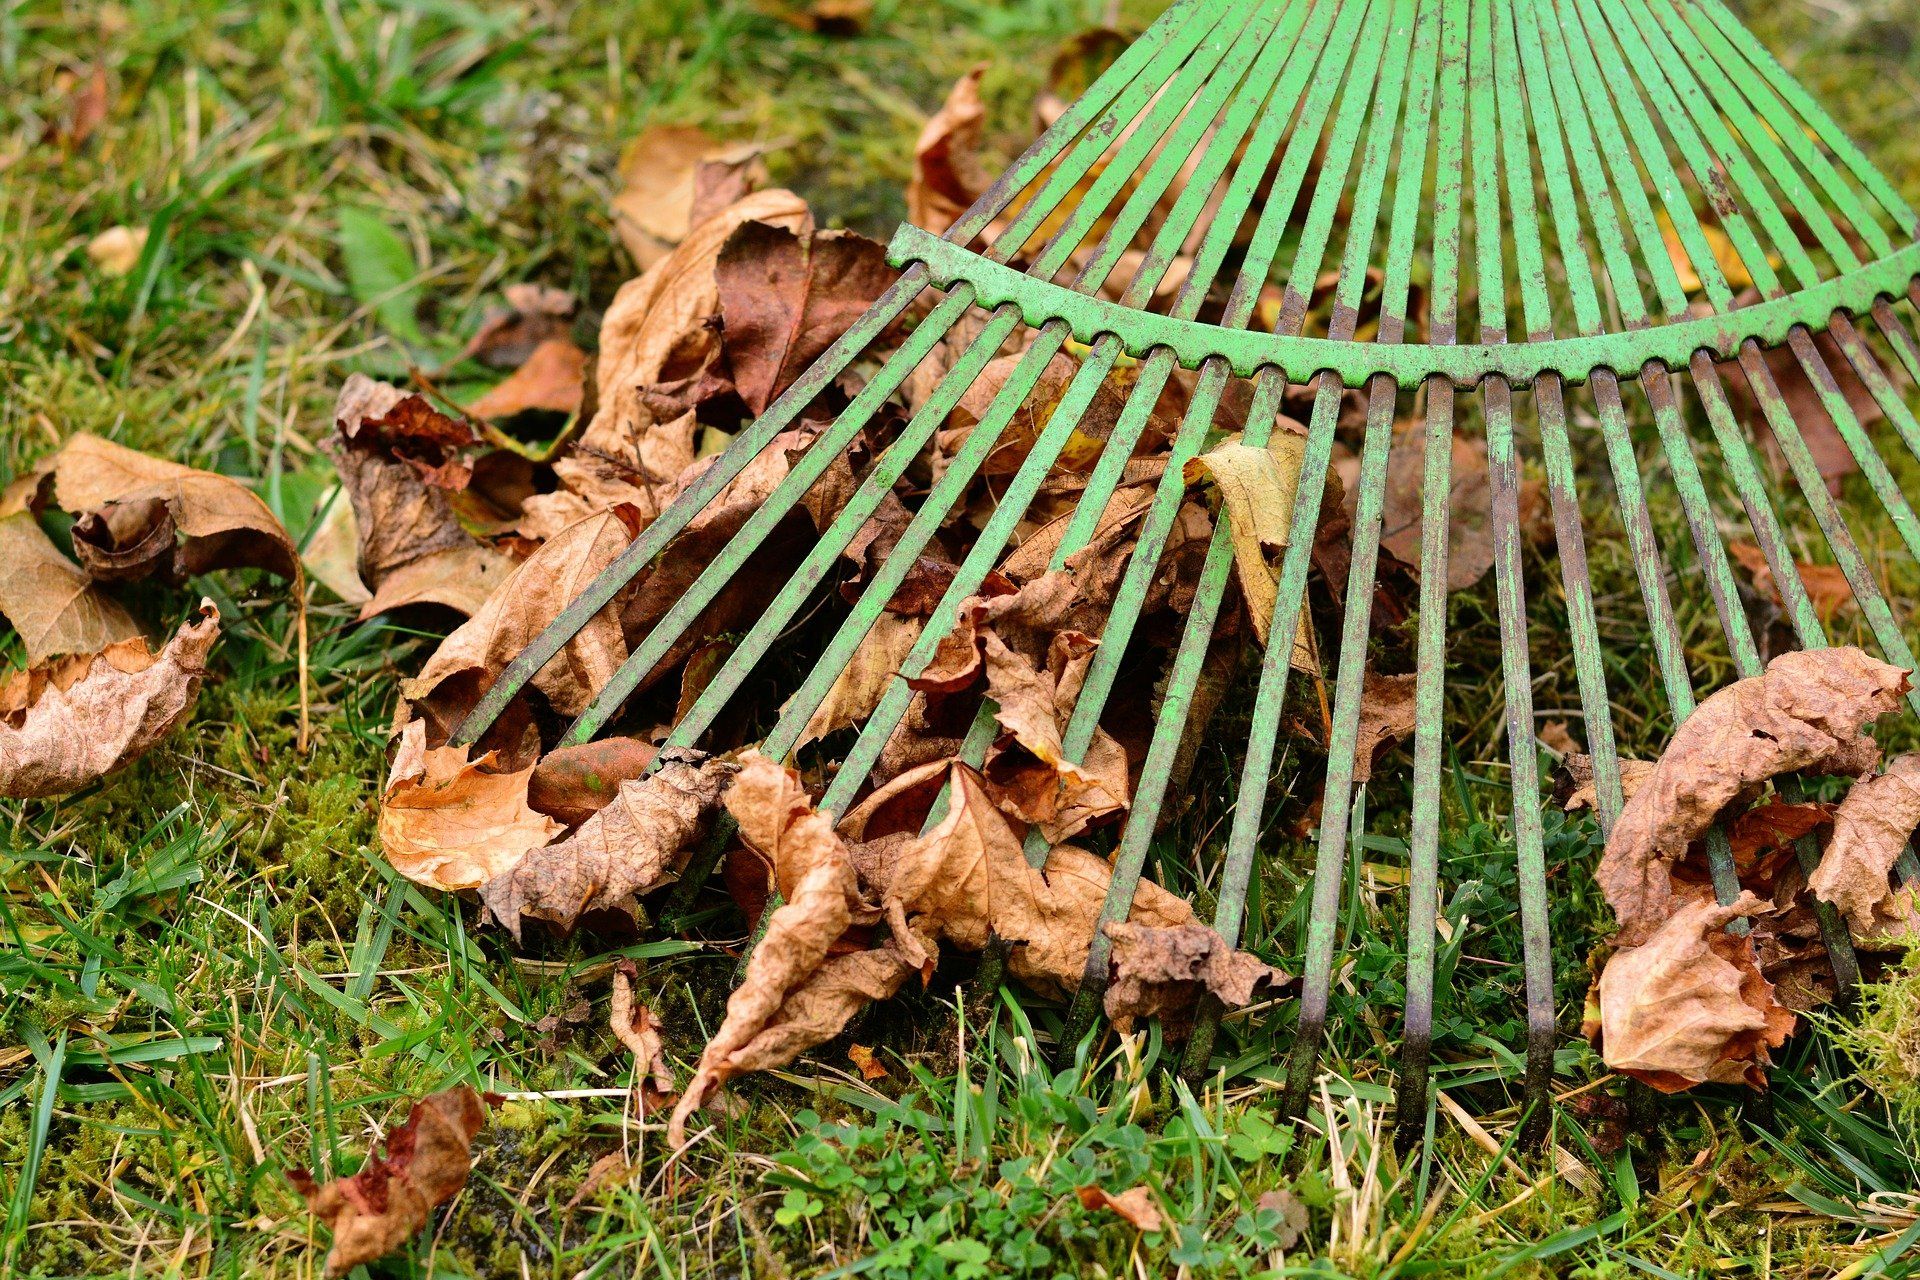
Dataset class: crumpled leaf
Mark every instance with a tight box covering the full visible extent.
[403,506,644,726]
[1595,892,1795,1092]
[908,65,988,234]
[1599,647,1909,945]
[0,511,141,663]
[611,126,767,269]
[1809,752,1920,944]
[1,602,219,799]
[524,189,810,538]
[378,717,563,893]
[715,220,898,415]
[466,337,587,421]
[288,1086,489,1278]
[668,754,914,1146]
[1076,1185,1164,1234]
[611,959,677,1112]
[18,433,297,584]
[478,748,736,940]
[850,762,1192,992]
[1353,670,1415,782]
[1555,753,1655,813]
[1101,921,1289,1035]
[1187,427,1310,657]
[847,1043,888,1080]
[323,375,517,620]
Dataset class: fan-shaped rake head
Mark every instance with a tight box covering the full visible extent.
[454,0,1920,1145]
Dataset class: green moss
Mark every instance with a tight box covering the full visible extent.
[1836,952,1920,1126]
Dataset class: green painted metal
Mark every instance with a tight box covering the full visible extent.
[889,225,1920,390]
[461,0,1920,1148]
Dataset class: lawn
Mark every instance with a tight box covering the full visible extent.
[5,0,1920,1276]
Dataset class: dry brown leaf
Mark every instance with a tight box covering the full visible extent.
[611,126,767,269]
[403,506,643,724]
[1075,1185,1164,1234]
[1540,719,1580,756]
[1353,670,1415,782]
[56,64,110,149]
[1187,429,1308,653]
[526,737,658,828]
[846,1043,888,1081]
[87,224,147,276]
[1600,647,1909,945]
[1375,423,1495,591]
[859,763,1191,992]
[378,717,563,893]
[1255,1189,1309,1250]
[1730,331,1878,497]
[611,959,676,1112]
[0,511,141,663]
[0,603,218,799]
[795,612,922,750]
[1809,752,1920,943]
[908,66,988,234]
[323,376,516,619]
[477,749,736,940]
[716,220,898,415]
[755,0,872,33]
[566,1151,634,1208]
[1727,541,1856,625]
[466,337,587,420]
[288,1086,489,1278]
[1595,892,1795,1092]
[25,434,296,583]
[301,486,374,606]
[1102,921,1289,1035]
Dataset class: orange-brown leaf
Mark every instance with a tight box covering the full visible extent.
[378,718,563,893]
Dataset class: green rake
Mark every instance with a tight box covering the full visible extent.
[456,0,1920,1146]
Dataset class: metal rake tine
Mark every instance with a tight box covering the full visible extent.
[449,0,1222,747]
[1395,0,1469,1156]
[565,9,1270,750]
[1181,0,1415,1082]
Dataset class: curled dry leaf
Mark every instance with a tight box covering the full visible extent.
[1599,647,1909,945]
[1555,753,1655,814]
[19,433,297,584]
[479,749,736,941]
[715,220,898,416]
[0,511,141,664]
[324,375,516,619]
[378,717,563,894]
[611,125,766,270]
[667,761,918,1146]
[457,282,576,371]
[1595,892,1795,1092]
[908,65,988,234]
[611,960,677,1112]
[847,1043,888,1081]
[0,603,218,799]
[1075,1185,1164,1234]
[403,506,644,725]
[1101,921,1289,1035]
[1376,423,1496,591]
[1809,753,1920,944]
[288,1086,489,1278]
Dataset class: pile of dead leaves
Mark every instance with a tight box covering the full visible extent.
[1580,646,1920,1092]
[0,435,303,797]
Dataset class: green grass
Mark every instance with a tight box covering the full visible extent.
[5,0,1920,1275]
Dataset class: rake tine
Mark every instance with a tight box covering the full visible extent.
[1395,0,1469,1157]
[448,0,1233,748]
[565,4,1279,749]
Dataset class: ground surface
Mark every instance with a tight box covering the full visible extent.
[4,0,1920,1276]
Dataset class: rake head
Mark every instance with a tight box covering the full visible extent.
[454,0,1920,1145]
